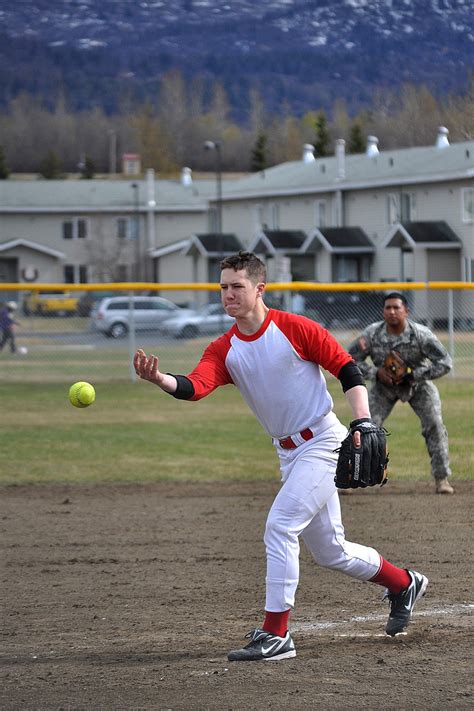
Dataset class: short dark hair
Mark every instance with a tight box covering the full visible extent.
[383,291,408,308]
[220,251,266,283]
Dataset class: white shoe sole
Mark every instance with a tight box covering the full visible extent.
[265,649,296,661]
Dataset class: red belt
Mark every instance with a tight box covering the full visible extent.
[278,427,314,449]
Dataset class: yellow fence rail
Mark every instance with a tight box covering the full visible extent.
[0,282,471,383]
[0,281,473,292]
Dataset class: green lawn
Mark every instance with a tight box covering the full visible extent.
[0,378,471,486]
[1,327,472,383]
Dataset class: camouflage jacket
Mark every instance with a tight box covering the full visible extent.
[348,319,452,400]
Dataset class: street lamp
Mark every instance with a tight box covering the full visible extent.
[203,140,223,261]
[131,182,141,281]
[204,140,226,327]
[108,129,117,174]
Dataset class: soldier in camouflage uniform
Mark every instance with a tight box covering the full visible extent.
[349,292,454,494]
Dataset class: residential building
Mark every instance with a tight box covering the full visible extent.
[0,129,472,321]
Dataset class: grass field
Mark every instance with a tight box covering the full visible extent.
[0,377,472,486]
[0,324,473,383]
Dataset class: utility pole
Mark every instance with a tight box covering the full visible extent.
[131,183,140,281]
[108,129,117,175]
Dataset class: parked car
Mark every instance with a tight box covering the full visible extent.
[77,291,117,317]
[159,302,235,339]
[23,290,80,316]
[91,296,180,338]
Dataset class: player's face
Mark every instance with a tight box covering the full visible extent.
[220,268,265,318]
[383,298,408,328]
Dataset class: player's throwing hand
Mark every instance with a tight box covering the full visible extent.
[134,348,164,385]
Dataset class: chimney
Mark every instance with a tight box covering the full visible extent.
[147,169,156,207]
[366,136,379,157]
[436,126,450,149]
[181,166,193,186]
[335,139,346,179]
[302,144,315,163]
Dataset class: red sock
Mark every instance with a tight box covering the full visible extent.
[262,609,290,637]
[370,557,411,594]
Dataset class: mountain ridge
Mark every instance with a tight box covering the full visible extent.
[1,0,472,117]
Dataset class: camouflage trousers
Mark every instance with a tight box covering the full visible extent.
[369,380,451,481]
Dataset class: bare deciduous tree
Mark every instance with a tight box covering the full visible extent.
[0,79,472,175]
[85,217,132,282]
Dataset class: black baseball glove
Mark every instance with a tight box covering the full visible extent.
[334,418,389,489]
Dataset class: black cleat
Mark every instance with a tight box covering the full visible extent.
[228,628,296,662]
[385,569,429,636]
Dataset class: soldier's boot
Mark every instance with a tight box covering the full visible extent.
[435,478,454,495]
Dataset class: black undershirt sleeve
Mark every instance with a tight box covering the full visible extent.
[338,360,365,392]
[166,374,195,400]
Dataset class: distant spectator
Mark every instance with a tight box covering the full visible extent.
[0,301,20,354]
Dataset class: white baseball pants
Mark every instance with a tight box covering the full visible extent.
[264,411,381,612]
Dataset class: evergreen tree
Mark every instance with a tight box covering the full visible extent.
[348,121,366,154]
[81,155,96,179]
[251,133,268,172]
[0,145,10,179]
[39,150,62,179]
[313,110,331,157]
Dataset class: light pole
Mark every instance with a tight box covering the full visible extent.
[203,140,223,266]
[131,182,141,281]
[108,129,117,174]
[204,140,225,327]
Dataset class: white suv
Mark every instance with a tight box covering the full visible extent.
[92,296,180,338]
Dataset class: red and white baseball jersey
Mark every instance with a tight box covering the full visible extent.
[186,309,352,439]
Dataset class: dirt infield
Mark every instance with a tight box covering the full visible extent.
[2,481,472,710]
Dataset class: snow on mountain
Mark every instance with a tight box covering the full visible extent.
[1,1,472,115]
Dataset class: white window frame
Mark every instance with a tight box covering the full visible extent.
[270,203,280,229]
[387,194,399,224]
[253,204,265,230]
[335,255,359,282]
[116,216,132,239]
[314,199,327,228]
[387,193,417,224]
[63,264,89,283]
[207,207,218,233]
[78,265,89,283]
[400,192,416,222]
[462,187,474,223]
[62,217,89,239]
[333,255,371,283]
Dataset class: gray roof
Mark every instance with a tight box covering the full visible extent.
[383,221,462,250]
[306,227,375,254]
[0,141,472,213]
[251,230,307,254]
[0,238,65,258]
[222,141,474,200]
[185,233,243,257]
[399,221,461,244]
[0,177,220,212]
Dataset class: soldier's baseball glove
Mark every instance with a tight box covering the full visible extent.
[383,350,413,382]
[334,418,389,489]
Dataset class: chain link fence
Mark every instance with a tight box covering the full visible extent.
[0,283,472,383]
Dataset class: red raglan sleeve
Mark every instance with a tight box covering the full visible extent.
[300,317,352,376]
[274,312,352,378]
[186,334,234,401]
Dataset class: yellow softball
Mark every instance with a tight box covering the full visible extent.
[69,381,96,408]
